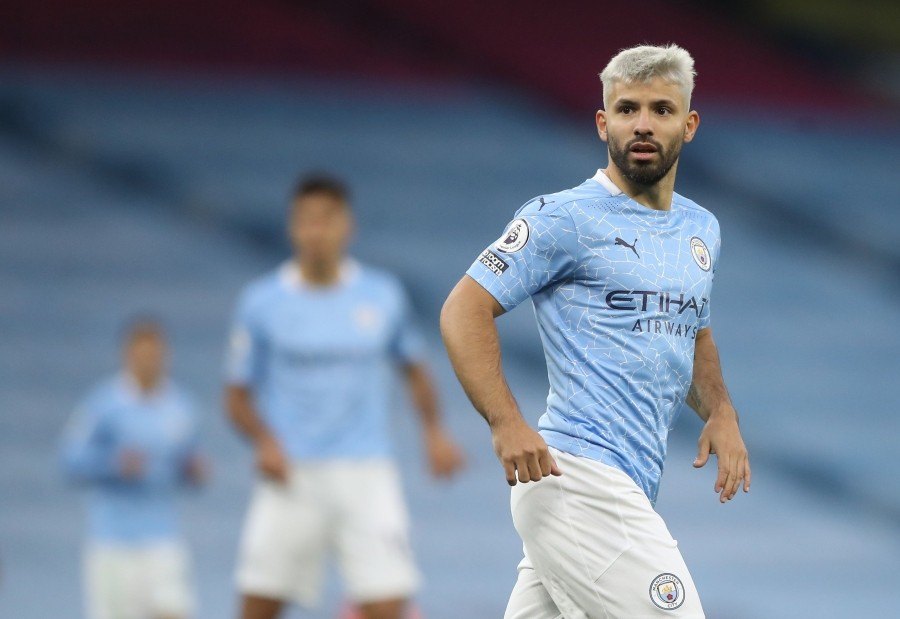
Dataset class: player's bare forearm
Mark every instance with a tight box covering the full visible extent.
[687,327,736,423]
[441,276,560,485]
[225,385,275,445]
[225,385,289,481]
[689,327,750,501]
[440,276,521,428]
[404,362,465,477]
[404,362,444,431]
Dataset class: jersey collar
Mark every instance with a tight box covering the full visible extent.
[591,169,624,196]
[119,371,168,402]
[279,259,360,290]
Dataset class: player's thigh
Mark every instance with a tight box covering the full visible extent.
[236,476,330,607]
[84,544,146,619]
[238,594,285,619]
[599,542,703,617]
[511,450,703,618]
[586,458,703,617]
[596,498,703,618]
[333,460,420,604]
[511,454,631,613]
[144,542,195,619]
[504,552,564,619]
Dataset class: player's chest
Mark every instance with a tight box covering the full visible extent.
[264,295,393,354]
[109,402,191,451]
[579,223,714,295]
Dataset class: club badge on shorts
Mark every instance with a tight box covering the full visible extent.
[650,573,685,610]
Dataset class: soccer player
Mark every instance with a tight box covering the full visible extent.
[60,319,205,619]
[225,174,465,619]
[440,44,751,618]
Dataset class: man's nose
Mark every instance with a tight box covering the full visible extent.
[633,109,653,136]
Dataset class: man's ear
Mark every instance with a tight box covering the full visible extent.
[683,110,700,143]
[596,109,608,142]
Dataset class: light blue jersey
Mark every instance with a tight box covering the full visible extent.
[467,171,720,503]
[60,374,200,542]
[226,260,426,460]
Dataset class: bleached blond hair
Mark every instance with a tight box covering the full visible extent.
[599,44,696,109]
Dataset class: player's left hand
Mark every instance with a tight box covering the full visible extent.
[424,427,466,478]
[118,449,145,480]
[693,409,750,503]
[183,455,209,486]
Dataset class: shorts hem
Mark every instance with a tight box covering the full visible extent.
[237,580,318,609]
[347,587,418,605]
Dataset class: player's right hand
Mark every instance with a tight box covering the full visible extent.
[490,418,562,485]
[118,449,145,480]
[256,435,289,483]
[182,454,209,486]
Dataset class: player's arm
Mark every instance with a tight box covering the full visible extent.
[60,403,139,483]
[402,362,465,478]
[180,450,208,488]
[225,385,288,483]
[178,404,208,488]
[60,406,116,482]
[440,275,561,485]
[688,326,751,502]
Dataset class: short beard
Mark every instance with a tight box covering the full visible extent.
[608,134,682,187]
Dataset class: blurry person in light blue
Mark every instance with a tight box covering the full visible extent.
[225,174,464,619]
[61,319,205,619]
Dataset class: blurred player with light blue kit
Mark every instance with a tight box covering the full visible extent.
[61,319,205,619]
[225,174,464,619]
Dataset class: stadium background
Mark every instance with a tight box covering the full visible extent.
[1,1,898,617]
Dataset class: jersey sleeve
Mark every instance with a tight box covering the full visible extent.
[465,205,578,311]
[178,391,202,454]
[175,391,204,486]
[225,287,267,386]
[388,281,428,365]
[697,218,721,331]
[59,390,119,482]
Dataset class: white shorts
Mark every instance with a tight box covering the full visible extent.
[505,448,705,619]
[84,540,194,619]
[236,459,420,607]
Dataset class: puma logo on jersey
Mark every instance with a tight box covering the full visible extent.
[614,237,640,259]
[537,196,555,210]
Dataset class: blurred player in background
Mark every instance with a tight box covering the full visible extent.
[225,174,465,619]
[60,318,206,619]
[441,44,750,618]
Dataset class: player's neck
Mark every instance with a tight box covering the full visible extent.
[128,371,163,395]
[604,165,677,212]
[296,257,342,286]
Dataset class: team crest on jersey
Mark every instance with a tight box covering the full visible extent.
[353,304,382,332]
[495,219,530,253]
[649,573,685,610]
[690,237,711,272]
